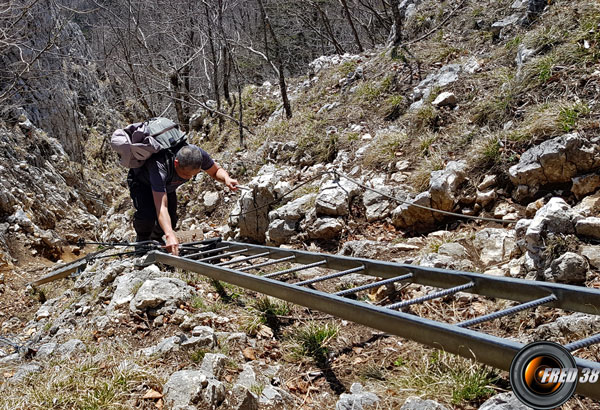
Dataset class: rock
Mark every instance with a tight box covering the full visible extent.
[182,326,217,349]
[107,266,162,311]
[491,14,520,37]
[362,178,407,222]
[418,253,474,271]
[508,133,600,201]
[336,383,379,410]
[534,313,600,340]
[477,175,497,191]
[203,192,220,212]
[163,370,209,409]
[476,190,497,207]
[203,378,227,408]
[543,252,589,284]
[139,336,182,357]
[8,363,42,383]
[473,228,516,266]
[525,198,576,253]
[315,178,360,216]
[223,385,259,410]
[236,364,258,389]
[260,385,295,406]
[307,217,343,240]
[574,191,600,217]
[400,396,450,410]
[431,92,457,107]
[572,173,600,200]
[515,44,537,67]
[412,64,462,102]
[35,342,57,359]
[129,277,192,315]
[575,217,600,239]
[56,339,85,358]
[581,245,600,269]
[429,160,468,211]
[231,165,290,242]
[200,353,228,379]
[339,240,388,259]
[479,392,532,410]
[391,192,435,231]
[437,242,469,259]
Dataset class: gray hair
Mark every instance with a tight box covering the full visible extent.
[176,144,204,169]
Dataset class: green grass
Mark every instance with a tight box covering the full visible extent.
[289,322,338,364]
[558,103,590,132]
[253,296,291,320]
[389,350,498,406]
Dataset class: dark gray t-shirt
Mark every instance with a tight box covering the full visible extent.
[133,147,214,193]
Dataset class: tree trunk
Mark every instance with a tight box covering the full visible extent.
[256,0,292,119]
[388,0,404,46]
[339,0,364,52]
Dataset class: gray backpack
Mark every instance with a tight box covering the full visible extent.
[110,117,187,168]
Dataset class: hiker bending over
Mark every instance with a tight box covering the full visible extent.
[127,144,238,255]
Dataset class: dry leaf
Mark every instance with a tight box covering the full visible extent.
[155,398,163,409]
[143,389,163,399]
[242,347,257,361]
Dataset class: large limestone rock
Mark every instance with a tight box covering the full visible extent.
[335,383,379,410]
[575,217,600,239]
[410,64,462,110]
[392,161,468,231]
[315,178,361,217]
[543,252,589,284]
[266,193,316,245]
[509,133,600,201]
[230,165,293,243]
[479,392,532,410]
[362,177,408,222]
[520,197,582,276]
[400,396,450,410]
[473,228,516,267]
[129,277,193,315]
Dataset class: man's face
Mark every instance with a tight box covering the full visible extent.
[174,160,201,180]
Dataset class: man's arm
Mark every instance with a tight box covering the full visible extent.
[152,190,179,255]
[204,164,238,190]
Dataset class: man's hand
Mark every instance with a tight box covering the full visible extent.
[225,177,239,191]
[165,231,179,256]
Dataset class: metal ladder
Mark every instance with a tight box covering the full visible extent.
[143,239,600,399]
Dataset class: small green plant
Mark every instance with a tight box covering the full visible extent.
[250,383,265,396]
[291,322,338,364]
[393,356,405,367]
[189,349,209,363]
[360,363,386,381]
[558,103,590,132]
[254,296,291,319]
[482,138,501,164]
[535,55,554,82]
[505,35,522,51]
[191,295,206,310]
[338,60,358,77]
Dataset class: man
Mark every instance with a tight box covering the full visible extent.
[127,144,238,255]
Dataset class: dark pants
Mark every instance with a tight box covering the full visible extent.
[127,170,178,243]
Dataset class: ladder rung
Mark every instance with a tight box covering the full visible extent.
[186,245,231,259]
[458,294,557,328]
[263,260,327,278]
[295,266,365,286]
[216,251,270,267]
[386,282,475,310]
[197,248,248,263]
[239,255,296,271]
[335,273,413,296]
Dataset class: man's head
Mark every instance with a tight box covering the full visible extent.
[174,145,204,179]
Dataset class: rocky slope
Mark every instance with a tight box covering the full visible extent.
[1,0,600,409]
